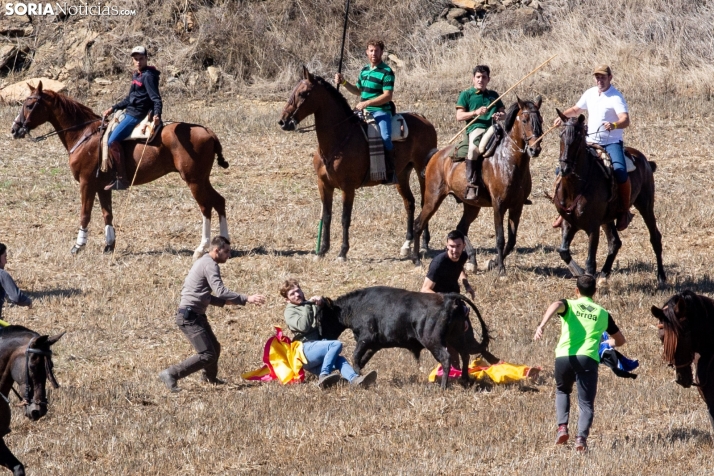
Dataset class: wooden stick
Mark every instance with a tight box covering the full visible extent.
[447,54,558,145]
[532,123,559,147]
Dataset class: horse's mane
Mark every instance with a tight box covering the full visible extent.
[311,74,354,116]
[661,290,714,362]
[44,90,101,122]
[562,116,585,145]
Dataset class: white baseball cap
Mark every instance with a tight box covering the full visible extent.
[130,46,147,56]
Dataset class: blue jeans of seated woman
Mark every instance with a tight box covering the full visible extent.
[603,141,628,184]
[302,340,358,381]
[108,113,142,147]
[371,110,393,151]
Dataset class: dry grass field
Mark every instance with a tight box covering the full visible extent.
[2,1,714,474]
[1,92,713,474]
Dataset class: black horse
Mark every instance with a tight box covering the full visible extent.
[651,291,714,429]
[552,111,666,286]
[0,326,63,476]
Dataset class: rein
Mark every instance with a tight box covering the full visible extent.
[25,119,101,143]
[12,338,60,408]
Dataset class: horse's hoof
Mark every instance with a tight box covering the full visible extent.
[313,254,324,262]
[193,249,206,261]
[336,256,346,263]
[399,240,413,258]
[464,262,476,273]
[103,243,115,254]
[70,244,85,255]
[596,274,608,287]
[487,259,497,271]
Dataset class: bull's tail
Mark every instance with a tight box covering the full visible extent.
[206,127,228,169]
[442,293,490,353]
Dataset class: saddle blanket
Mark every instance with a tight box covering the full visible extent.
[358,112,411,182]
[100,111,158,172]
[588,144,636,174]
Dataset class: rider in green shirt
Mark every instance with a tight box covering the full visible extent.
[456,65,505,200]
[533,274,626,452]
[335,38,397,184]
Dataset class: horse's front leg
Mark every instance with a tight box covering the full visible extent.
[503,205,523,259]
[71,180,97,255]
[396,165,416,258]
[316,180,334,257]
[600,222,622,279]
[457,205,481,272]
[585,227,600,276]
[558,221,584,276]
[97,189,116,253]
[487,204,507,275]
[338,188,355,261]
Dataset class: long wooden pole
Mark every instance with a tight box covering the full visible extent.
[447,54,558,145]
[335,0,351,92]
[532,123,559,147]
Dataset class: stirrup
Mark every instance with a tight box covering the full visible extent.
[105,178,129,191]
[465,183,479,200]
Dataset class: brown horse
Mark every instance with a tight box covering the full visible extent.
[553,111,666,286]
[651,291,714,429]
[0,326,63,476]
[10,82,229,259]
[278,67,438,260]
[412,97,543,274]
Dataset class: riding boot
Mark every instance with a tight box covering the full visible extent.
[105,142,130,191]
[465,157,481,201]
[616,178,633,231]
[383,148,398,185]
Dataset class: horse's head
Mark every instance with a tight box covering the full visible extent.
[556,109,587,177]
[278,66,321,131]
[509,96,543,158]
[10,332,64,421]
[11,81,50,139]
[652,295,694,388]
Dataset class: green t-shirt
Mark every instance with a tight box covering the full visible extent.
[356,61,394,113]
[555,297,617,362]
[456,87,504,134]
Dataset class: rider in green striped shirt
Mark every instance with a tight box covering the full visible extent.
[335,38,397,184]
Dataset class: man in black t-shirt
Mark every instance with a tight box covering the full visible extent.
[421,230,475,299]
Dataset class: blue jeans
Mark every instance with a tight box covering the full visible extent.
[302,340,358,381]
[108,113,142,146]
[603,141,628,184]
[371,110,393,151]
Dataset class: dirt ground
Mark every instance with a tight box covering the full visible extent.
[0,93,713,475]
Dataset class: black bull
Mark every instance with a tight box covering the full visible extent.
[316,286,498,389]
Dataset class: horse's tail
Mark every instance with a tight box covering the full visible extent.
[421,147,439,179]
[206,127,228,169]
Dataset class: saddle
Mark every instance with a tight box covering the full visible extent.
[452,123,504,162]
[587,143,636,179]
[356,111,410,182]
[99,111,163,172]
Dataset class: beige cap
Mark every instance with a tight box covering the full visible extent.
[592,64,612,76]
[130,46,147,56]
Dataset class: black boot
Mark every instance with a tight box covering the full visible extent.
[383,149,398,185]
[465,157,480,200]
[105,142,130,191]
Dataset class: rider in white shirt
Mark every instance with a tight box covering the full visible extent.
[553,64,632,231]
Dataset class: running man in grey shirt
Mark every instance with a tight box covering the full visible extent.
[159,236,265,392]
[0,243,32,325]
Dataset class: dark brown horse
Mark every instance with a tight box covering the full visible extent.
[412,98,543,274]
[651,291,714,429]
[278,67,438,260]
[10,82,229,259]
[0,326,63,476]
[553,111,666,286]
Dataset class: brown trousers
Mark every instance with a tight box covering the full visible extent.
[167,311,221,381]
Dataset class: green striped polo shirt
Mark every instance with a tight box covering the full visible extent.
[356,61,394,113]
[456,87,504,134]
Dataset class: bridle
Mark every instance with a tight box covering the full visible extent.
[13,93,100,143]
[507,108,542,155]
[10,337,60,408]
[282,80,358,134]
